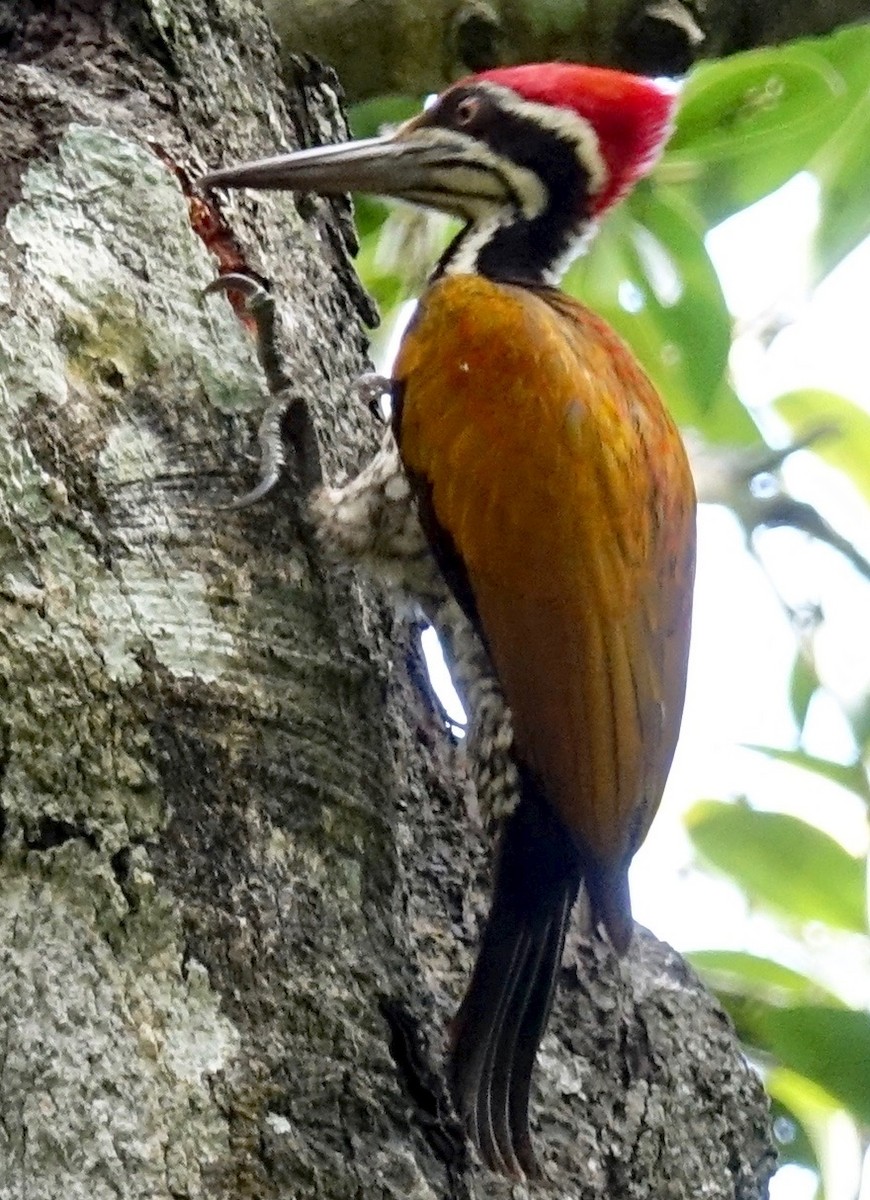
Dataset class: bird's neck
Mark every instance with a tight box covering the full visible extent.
[434,206,593,287]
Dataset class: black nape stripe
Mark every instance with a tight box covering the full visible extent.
[425,87,594,284]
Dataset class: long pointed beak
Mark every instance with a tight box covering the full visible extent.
[200,134,419,197]
[200,128,511,218]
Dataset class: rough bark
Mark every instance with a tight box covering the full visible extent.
[265,0,870,101]
[0,2,774,1198]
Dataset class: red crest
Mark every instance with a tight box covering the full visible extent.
[475,63,678,213]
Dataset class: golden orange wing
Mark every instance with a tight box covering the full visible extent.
[395,274,695,886]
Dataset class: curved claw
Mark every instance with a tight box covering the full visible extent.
[203,273,277,341]
[204,274,387,509]
[204,272,298,506]
[204,271,258,296]
[213,469,282,512]
[204,273,287,392]
[203,271,268,304]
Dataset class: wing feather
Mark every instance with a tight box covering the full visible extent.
[396,274,695,895]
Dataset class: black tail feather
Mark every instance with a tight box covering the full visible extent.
[453,925,532,1174]
[507,890,574,1173]
[472,926,534,1175]
[484,906,566,1176]
[448,774,582,1176]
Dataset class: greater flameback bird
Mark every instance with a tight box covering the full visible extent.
[202,62,696,1177]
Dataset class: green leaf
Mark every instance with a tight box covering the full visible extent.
[768,1095,822,1177]
[670,44,843,160]
[666,39,855,223]
[688,379,761,446]
[353,219,404,314]
[353,194,391,241]
[687,950,842,1007]
[348,95,421,139]
[743,744,870,804]
[853,697,870,757]
[686,800,868,931]
[566,186,757,443]
[767,1065,843,1181]
[773,389,870,510]
[787,654,820,736]
[747,1006,870,1124]
[808,26,870,282]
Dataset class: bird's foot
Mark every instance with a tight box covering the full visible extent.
[204,272,323,507]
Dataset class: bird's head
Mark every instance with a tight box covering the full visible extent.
[202,64,678,284]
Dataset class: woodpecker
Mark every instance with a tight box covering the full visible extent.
[202,63,696,1177]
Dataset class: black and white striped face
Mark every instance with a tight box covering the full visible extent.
[398,80,608,283]
[201,66,674,288]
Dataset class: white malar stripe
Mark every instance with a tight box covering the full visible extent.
[398,126,548,221]
[476,82,608,200]
[445,203,599,284]
[429,158,548,221]
[443,215,502,276]
[541,220,599,286]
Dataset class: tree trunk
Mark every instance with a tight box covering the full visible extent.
[266,0,870,101]
[0,3,774,1198]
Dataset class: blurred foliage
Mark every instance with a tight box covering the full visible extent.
[348,22,870,1199]
[775,389,870,509]
[687,800,867,932]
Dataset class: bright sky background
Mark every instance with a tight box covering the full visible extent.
[636,175,870,964]
[388,174,870,1200]
[639,180,870,1200]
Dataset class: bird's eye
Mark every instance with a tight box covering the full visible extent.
[454,96,480,126]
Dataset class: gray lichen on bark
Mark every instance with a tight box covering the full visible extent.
[0,14,397,1195]
[0,2,775,1197]
[0,851,240,1199]
[0,119,266,1199]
